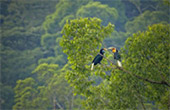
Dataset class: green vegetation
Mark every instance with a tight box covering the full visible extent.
[1,0,169,109]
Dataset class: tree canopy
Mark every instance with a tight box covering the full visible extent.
[60,18,170,109]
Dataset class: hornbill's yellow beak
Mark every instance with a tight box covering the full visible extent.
[108,47,116,53]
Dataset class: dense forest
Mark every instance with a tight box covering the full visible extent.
[0,0,170,109]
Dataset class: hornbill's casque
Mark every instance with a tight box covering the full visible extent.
[108,47,122,67]
[91,48,107,70]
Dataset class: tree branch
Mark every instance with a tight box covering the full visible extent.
[99,53,170,87]
[53,97,64,110]
[118,66,170,87]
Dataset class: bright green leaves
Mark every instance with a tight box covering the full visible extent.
[61,17,114,67]
[32,63,59,83]
[60,17,114,95]
[122,24,170,109]
[124,24,170,78]
[13,78,38,110]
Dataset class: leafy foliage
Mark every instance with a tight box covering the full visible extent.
[123,24,170,109]
[43,0,91,34]
[94,0,127,31]
[13,63,82,110]
[13,77,38,110]
[125,10,170,33]
[76,2,118,26]
[60,18,114,95]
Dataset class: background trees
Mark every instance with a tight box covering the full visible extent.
[76,2,118,26]
[13,63,82,110]
[1,0,169,109]
[1,1,58,109]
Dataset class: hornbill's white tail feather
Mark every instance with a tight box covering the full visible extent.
[117,60,122,67]
[91,63,94,70]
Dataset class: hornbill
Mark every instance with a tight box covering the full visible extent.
[108,47,122,67]
[91,48,107,70]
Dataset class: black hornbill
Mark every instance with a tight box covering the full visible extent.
[91,48,107,70]
[108,47,122,67]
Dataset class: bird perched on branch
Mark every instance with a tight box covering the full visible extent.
[108,47,122,67]
[91,48,107,70]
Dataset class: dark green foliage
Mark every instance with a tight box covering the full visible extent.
[2,27,43,50]
[43,0,91,34]
[94,0,127,31]
[0,83,14,110]
[0,1,58,109]
[1,47,44,86]
[125,10,170,33]
[76,2,118,26]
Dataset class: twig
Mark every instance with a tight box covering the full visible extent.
[133,85,146,110]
